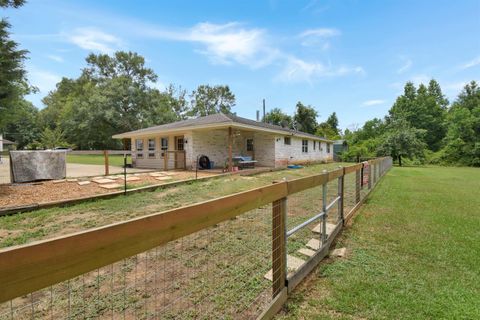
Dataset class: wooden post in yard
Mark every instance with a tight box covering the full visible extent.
[355,166,361,203]
[368,161,372,190]
[104,150,109,176]
[228,127,233,172]
[272,197,287,297]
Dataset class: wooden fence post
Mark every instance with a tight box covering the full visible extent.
[272,197,287,298]
[338,168,344,224]
[368,162,372,190]
[104,150,109,176]
[355,167,361,203]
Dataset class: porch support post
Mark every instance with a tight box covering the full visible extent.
[228,126,233,172]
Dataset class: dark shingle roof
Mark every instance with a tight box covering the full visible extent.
[114,113,330,141]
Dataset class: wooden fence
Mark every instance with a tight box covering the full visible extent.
[0,157,392,319]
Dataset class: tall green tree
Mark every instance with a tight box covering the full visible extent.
[378,117,427,166]
[189,84,235,117]
[262,107,292,128]
[326,112,339,132]
[441,81,480,166]
[388,80,448,151]
[0,0,33,130]
[40,51,181,149]
[293,102,318,134]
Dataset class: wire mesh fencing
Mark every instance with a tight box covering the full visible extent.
[0,157,392,320]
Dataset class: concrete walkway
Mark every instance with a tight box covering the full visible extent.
[0,158,149,184]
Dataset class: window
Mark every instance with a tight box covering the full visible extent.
[284,137,291,145]
[313,141,316,150]
[246,139,254,151]
[136,139,144,158]
[148,139,155,158]
[175,136,184,151]
[161,137,168,157]
[327,143,331,153]
[302,139,308,153]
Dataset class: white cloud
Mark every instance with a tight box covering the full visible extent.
[299,28,340,48]
[145,22,277,68]
[362,99,385,106]
[460,56,480,69]
[47,54,64,63]
[276,56,364,83]
[397,58,412,74]
[28,68,61,94]
[300,28,340,38]
[67,27,124,54]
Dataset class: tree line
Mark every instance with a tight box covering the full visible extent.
[1,1,478,166]
[343,80,480,167]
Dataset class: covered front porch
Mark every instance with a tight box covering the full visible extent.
[190,126,276,171]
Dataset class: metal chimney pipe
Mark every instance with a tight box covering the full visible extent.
[263,99,266,122]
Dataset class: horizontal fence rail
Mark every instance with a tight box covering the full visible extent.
[0,157,392,319]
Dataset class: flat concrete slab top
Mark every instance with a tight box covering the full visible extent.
[264,255,306,281]
[98,183,122,189]
[122,176,141,182]
[149,172,165,177]
[92,178,116,184]
[77,181,91,186]
[331,247,347,258]
[306,238,321,251]
[105,176,120,180]
[298,248,316,257]
[52,179,66,184]
[156,176,173,181]
[66,179,78,182]
[312,222,336,235]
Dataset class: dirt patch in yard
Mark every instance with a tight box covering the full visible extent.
[0,170,216,209]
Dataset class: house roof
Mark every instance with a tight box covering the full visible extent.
[113,113,332,142]
[0,138,16,144]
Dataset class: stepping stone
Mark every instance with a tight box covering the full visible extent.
[306,238,321,250]
[99,183,122,189]
[264,255,306,281]
[156,177,173,181]
[52,179,66,184]
[163,172,177,176]
[77,181,91,186]
[331,247,347,258]
[105,176,120,180]
[92,178,116,184]
[312,222,336,235]
[66,179,78,182]
[149,172,165,177]
[298,248,316,257]
[123,176,140,182]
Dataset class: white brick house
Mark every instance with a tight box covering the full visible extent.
[113,113,333,170]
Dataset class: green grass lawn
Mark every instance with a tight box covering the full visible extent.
[277,166,480,320]
[66,154,131,167]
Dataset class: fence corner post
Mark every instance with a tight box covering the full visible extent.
[104,150,109,176]
[355,166,361,204]
[272,196,287,298]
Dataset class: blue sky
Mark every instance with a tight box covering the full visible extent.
[3,0,480,129]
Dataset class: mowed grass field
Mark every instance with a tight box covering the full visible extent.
[277,166,480,320]
[66,154,130,166]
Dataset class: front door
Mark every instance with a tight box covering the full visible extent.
[174,136,185,169]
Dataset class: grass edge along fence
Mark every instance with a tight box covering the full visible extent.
[0,157,392,319]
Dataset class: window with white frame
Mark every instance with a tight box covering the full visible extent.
[327,143,331,153]
[284,137,291,145]
[148,138,156,158]
[313,141,316,151]
[136,139,144,158]
[161,137,168,157]
[302,139,308,153]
